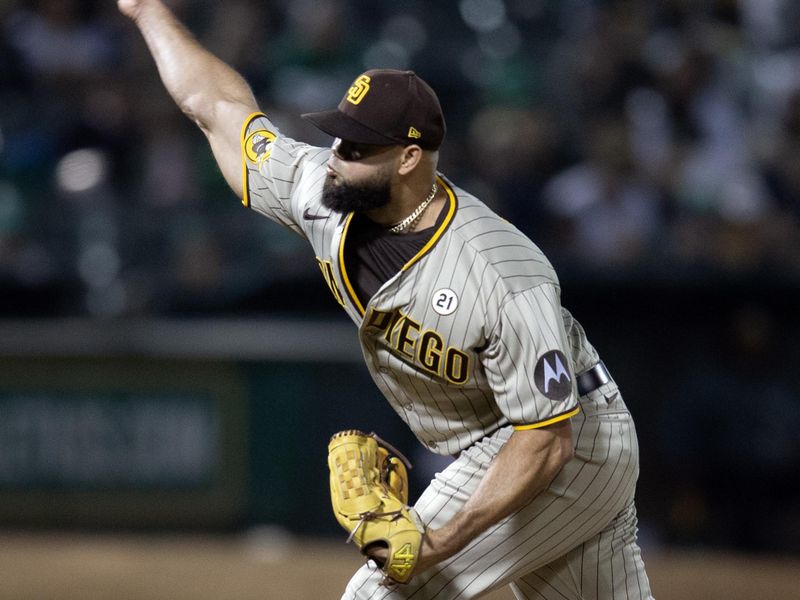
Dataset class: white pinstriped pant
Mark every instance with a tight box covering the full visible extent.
[342,383,654,599]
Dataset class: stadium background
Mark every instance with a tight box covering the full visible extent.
[0,0,798,597]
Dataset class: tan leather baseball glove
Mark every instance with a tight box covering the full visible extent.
[328,430,424,584]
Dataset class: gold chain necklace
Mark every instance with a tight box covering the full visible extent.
[388,182,438,234]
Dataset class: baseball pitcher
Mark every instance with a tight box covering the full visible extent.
[118,1,655,598]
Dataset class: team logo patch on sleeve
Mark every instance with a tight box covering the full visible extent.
[534,350,573,401]
[244,129,277,164]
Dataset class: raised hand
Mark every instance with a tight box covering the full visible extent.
[117,0,146,20]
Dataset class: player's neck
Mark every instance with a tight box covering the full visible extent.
[365,180,441,234]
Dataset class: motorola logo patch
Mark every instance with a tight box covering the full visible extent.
[534,350,572,401]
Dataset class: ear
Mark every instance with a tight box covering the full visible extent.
[397,145,423,175]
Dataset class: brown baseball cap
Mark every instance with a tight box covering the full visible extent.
[302,69,446,150]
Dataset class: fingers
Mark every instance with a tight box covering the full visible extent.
[364,542,389,567]
[117,0,149,20]
[117,0,138,19]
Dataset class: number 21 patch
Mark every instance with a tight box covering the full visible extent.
[431,288,458,316]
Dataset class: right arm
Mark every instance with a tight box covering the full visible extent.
[119,0,258,198]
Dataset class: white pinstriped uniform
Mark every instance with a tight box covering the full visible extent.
[242,113,653,599]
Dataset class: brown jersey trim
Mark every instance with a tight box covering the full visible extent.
[512,405,580,431]
[240,111,267,208]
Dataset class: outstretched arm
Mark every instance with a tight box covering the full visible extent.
[119,0,259,198]
[368,420,574,575]
[416,420,574,572]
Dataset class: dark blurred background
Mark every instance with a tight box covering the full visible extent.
[0,0,798,564]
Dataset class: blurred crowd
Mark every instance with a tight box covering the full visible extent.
[1,0,800,317]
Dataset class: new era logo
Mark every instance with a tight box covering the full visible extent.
[408,127,422,139]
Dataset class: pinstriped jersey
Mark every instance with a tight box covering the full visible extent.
[242,113,600,455]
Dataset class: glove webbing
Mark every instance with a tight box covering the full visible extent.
[345,509,405,544]
[328,430,412,471]
[335,431,413,546]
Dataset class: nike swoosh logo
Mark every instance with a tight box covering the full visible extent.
[303,207,329,221]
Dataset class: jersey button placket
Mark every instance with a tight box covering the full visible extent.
[426,440,437,450]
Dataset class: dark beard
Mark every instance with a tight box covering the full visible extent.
[321,172,392,214]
